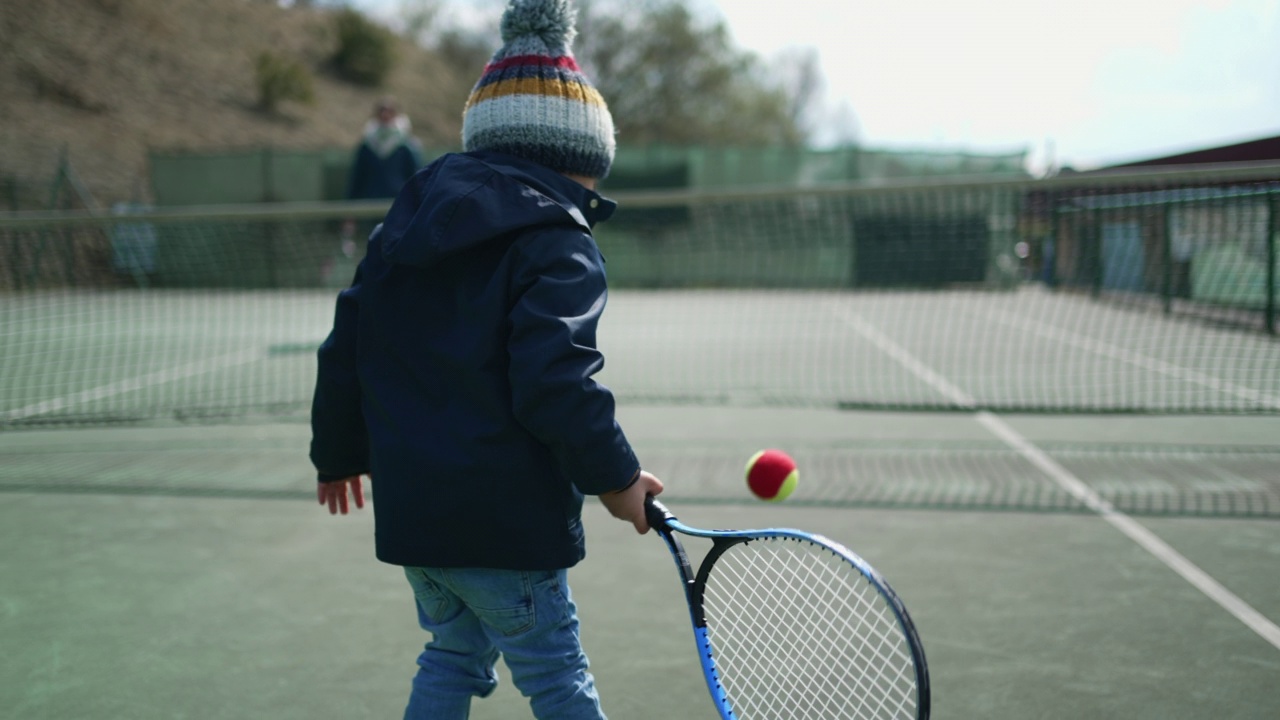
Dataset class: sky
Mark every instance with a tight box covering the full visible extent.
[351,0,1280,174]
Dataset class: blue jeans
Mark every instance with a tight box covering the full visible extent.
[402,567,606,720]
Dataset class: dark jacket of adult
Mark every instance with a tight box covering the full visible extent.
[346,140,423,200]
[310,151,640,570]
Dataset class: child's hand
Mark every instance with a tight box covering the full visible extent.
[600,470,664,534]
[318,476,366,515]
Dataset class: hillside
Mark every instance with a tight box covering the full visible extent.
[0,0,476,207]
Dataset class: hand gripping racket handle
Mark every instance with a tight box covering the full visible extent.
[644,495,675,532]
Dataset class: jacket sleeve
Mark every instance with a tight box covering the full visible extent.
[310,262,370,482]
[507,229,640,496]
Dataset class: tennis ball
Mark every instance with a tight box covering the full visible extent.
[745,449,798,502]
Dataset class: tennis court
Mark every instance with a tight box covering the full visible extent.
[2,414,1279,719]
[3,166,1280,718]
[2,285,1279,718]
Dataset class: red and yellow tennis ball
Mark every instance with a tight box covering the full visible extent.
[745,449,798,501]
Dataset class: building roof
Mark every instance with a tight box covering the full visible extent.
[1109,134,1280,168]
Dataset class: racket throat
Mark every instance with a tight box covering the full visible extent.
[690,537,752,627]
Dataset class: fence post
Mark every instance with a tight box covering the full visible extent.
[1043,191,1058,288]
[1267,189,1277,335]
[262,146,279,287]
[1162,204,1173,315]
[1090,208,1103,299]
[25,148,71,288]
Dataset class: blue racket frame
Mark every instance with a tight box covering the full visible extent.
[644,497,931,720]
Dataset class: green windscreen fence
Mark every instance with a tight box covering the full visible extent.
[2,163,1278,429]
[144,145,1030,206]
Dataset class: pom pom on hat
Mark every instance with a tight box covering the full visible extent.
[500,0,577,50]
[462,0,615,179]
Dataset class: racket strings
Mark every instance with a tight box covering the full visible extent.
[720,566,905,720]
[701,538,919,720]
[722,566,893,718]
[708,550,911,720]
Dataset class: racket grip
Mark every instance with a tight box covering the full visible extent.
[644,495,675,530]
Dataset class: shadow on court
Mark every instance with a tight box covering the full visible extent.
[2,407,1279,719]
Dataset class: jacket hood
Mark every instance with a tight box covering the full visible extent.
[377,152,610,268]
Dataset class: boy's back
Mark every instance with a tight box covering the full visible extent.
[312,151,640,569]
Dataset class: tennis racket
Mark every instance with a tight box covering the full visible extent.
[645,497,930,720]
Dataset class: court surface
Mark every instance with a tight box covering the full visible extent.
[2,406,1279,719]
[2,286,1279,718]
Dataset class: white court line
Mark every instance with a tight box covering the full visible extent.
[985,308,1280,411]
[1,349,262,423]
[830,304,1280,652]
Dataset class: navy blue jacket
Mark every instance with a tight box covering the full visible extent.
[310,151,640,570]
[346,142,423,200]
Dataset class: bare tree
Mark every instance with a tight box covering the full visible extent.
[399,0,444,46]
[575,0,811,146]
[773,46,825,141]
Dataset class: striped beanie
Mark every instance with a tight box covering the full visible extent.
[462,0,615,179]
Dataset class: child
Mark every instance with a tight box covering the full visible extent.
[309,1,662,718]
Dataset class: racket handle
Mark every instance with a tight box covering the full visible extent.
[644,495,675,530]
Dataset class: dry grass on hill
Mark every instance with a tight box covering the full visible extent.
[0,0,477,206]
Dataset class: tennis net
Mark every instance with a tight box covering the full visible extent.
[2,162,1278,428]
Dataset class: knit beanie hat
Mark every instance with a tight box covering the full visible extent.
[461,0,615,179]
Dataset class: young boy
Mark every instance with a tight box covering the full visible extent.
[309,1,662,718]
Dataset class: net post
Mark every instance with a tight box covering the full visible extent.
[1267,188,1278,335]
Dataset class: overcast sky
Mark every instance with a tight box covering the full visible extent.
[352,0,1280,173]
